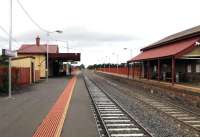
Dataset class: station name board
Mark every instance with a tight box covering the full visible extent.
[2,49,17,57]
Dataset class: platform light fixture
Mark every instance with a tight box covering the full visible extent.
[46,30,63,82]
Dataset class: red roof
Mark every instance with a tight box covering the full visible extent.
[129,37,199,61]
[18,44,59,54]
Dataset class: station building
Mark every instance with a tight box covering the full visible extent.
[128,25,200,85]
[14,36,80,81]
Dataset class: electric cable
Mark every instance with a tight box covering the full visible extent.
[0,25,20,45]
[16,0,49,33]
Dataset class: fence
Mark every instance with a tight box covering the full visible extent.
[97,66,141,78]
[0,66,31,92]
[15,68,30,85]
[97,67,128,76]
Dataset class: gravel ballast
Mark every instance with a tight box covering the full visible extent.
[88,73,200,137]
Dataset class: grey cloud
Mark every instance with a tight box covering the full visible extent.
[14,27,135,43]
[58,27,134,42]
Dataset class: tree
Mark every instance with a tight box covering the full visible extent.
[79,64,85,69]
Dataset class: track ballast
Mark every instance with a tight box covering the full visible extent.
[84,76,152,137]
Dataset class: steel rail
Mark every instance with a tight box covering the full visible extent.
[83,76,111,137]
[84,74,153,137]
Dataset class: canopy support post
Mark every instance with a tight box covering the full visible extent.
[158,58,160,81]
[127,62,130,78]
[132,62,135,79]
[172,56,176,85]
[139,62,142,79]
[147,61,150,80]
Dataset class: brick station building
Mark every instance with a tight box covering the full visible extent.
[128,25,200,85]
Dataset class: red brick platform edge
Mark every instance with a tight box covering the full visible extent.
[33,77,77,137]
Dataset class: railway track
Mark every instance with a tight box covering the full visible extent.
[94,73,200,135]
[84,75,152,137]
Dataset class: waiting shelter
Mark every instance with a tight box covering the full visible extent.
[128,25,200,84]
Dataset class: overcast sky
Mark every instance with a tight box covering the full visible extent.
[0,0,200,66]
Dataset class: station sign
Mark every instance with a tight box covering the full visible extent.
[2,49,17,57]
[71,61,78,64]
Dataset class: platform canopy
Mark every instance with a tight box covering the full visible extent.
[49,53,80,62]
[129,37,200,62]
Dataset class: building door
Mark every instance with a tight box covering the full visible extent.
[31,62,34,83]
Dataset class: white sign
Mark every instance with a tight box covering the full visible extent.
[2,49,17,57]
[71,61,78,64]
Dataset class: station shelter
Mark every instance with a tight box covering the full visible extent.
[128,25,200,85]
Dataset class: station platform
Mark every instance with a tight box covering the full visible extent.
[97,71,200,94]
[0,77,69,137]
[0,74,99,137]
[96,71,200,109]
[61,75,99,137]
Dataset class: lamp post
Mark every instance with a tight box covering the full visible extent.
[123,48,132,59]
[103,56,107,72]
[55,40,70,53]
[46,30,62,81]
[112,52,119,73]
[108,57,111,72]
[8,0,12,98]
[124,48,133,78]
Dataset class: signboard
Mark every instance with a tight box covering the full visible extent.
[71,61,78,64]
[2,49,17,57]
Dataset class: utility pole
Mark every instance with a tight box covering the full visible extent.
[8,0,13,98]
[46,32,49,82]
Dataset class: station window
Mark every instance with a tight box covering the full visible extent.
[187,64,192,73]
[196,64,200,73]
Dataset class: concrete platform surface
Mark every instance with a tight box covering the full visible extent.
[61,75,99,137]
[0,77,68,137]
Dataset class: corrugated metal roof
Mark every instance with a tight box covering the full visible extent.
[142,25,200,51]
[129,37,199,61]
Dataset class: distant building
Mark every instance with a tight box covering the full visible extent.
[128,25,200,84]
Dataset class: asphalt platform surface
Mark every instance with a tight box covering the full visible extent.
[0,77,68,137]
[61,75,99,137]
